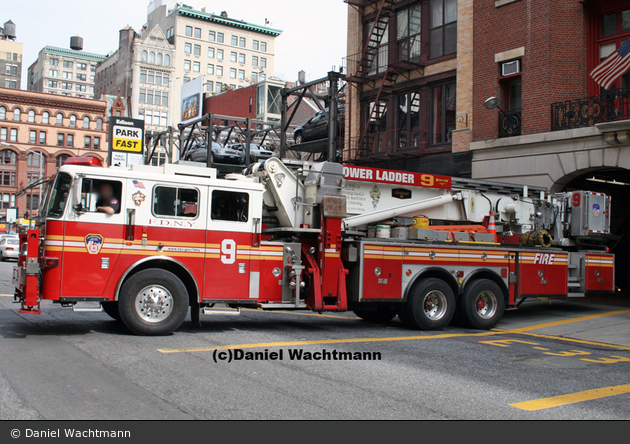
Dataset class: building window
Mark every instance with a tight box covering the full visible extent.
[140,69,147,83]
[141,50,148,62]
[0,171,16,187]
[39,131,46,145]
[239,37,246,48]
[431,82,456,145]
[217,65,223,76]
[184,60,191,71]
[0,107,4,119]
[77,73,86,81]
[397,4,422,63]
[150,152,167,166]
[148,71,154,84]
[0,149,16,165]
[238,53,245,64]
[56,113,63,125]
[252,56,258,67]
[251,72,258,83]
[147,90,154,104]
[0,128,5,141]
[77,63,87,70]
[163,73,169,86]
[84,136,91,149]
[157,53,163,65]
[26,195,39,211]
[209,31,216,42]
[164,54,170,66]
[430,0,457,58]
[63,61,73,68]
[231,35,238,46]
[162,92,168,106]
[185,42,192,54]
[28,152,42,167]
[230,68,237,79]
[193,61,200,72]
[206,81,214,92]
[28,110,35,123]
[183,76,190,83]
[216,82,223,92]
[238,69,245,80]
[67,134,74,147]
[83,116,90,129]
[9,129,16,142]
[208,47,215,58]
[90,65,96,72]
[217,32,224,43]
[260,58,267,68]
[13,108,20,121]
[48,80,57,88]
[261,42,267,52]
[69,115,77,127]
[49,69,58,77]
[253,40,259,51]
[27,173,41,184]
[56,154,70,167]
[156,72,162,85]
[194,27,201,38]
[185,26,193,37]
[29,130,37,144]
[57,134,64,146]
[149,51,155,64]
[42,112,49,124]
[96,118,103,130]
[49,58,59,66]
[230,51,237,62]
[194,44,201,56]
[217,49,224,60]
[207,64,214,75]
[93,137,100,150]
[154,91,161,105]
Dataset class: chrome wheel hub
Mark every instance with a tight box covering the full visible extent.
[135,285,173,323]
[422,290,448,320]
[475,290,498,319]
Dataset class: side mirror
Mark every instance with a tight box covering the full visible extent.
[71,177,83,213]
[73,203,85,214]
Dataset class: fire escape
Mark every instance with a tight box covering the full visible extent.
[344,0,424,162]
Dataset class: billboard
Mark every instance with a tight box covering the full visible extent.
[180,76,204,125]
[107,116,145,168]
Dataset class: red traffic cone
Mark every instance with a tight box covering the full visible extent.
[487,212,497,242]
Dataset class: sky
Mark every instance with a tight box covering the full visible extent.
[1,0,348,86]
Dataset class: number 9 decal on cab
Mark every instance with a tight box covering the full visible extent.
[221,239,236,264]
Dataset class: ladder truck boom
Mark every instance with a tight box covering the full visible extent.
[12,157,615,335]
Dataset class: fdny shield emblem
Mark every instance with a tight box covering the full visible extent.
[85,234,104,255]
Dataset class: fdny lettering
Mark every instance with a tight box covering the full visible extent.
[149,219,195,228]
[534,253,555,265]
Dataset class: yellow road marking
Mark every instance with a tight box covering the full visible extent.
[0,294,13,297]
[510,384,630,411]
[158,331,504,353]
[512,331,630,351]
[505,309,630,333]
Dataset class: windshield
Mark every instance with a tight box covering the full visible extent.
[45,172,73,219]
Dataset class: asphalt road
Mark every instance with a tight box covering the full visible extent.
[0,259,629,420]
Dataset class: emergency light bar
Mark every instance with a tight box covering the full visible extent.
[64,157,104,167]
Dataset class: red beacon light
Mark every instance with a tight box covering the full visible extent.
[63,156,104,167]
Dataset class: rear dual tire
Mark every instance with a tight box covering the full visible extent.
[457,279,505,330]
[399,278,455,330]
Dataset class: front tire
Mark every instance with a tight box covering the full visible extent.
[458,279,505,330]
[118,269,189,336]
[295,133,304,145]
[400,278,455,330]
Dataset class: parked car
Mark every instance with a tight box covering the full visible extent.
[294,110,329,144]
[183,142,245,165]
[0,234,18,241]
[0,237,20,261]
[228,143,276,163]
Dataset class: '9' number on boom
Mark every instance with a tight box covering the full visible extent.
[221,239,236,264]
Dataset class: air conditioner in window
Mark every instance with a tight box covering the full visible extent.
[502,60,520,76]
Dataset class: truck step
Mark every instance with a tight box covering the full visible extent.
[72,302,103,312]
[568,277,580,282]
[202,307,241,316]
[567,282,582,288]
[567,293,585,298]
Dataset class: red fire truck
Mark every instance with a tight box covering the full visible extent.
[12,156,615,335]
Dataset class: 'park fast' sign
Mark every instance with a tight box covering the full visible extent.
[107,117,145,168]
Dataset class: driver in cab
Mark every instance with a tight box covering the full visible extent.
[96,182,120,214]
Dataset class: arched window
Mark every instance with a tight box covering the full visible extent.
[96,118,103,130]
[0,106,5,120]
[56,154,71,168]
[141,50,148,62]
[83,116,90,129]
[28,110,35,123]
[28,152,43,167]
[56,113,63,125]
[13,108,20,121]
[42,112,49,125]
[0,150,17,188]
[0,150,17,165]
[164,54,170,66]
[157,53,163,65]
[69,115,77,127]
[149,51,155,64]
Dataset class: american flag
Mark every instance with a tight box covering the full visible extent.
[591,39,630,90]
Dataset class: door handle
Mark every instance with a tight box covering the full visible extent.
[253,217,260,248]
[126,209,136,241]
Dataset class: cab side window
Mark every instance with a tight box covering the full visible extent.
[211,190,248,222]
[80,179,122,214]
[153,186,199,218]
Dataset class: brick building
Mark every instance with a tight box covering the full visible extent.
[0,88,108,220]
[344,0,474,177]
